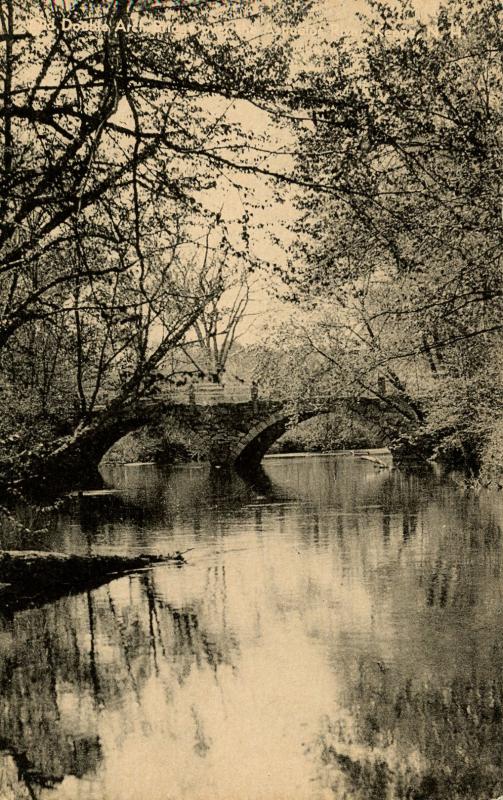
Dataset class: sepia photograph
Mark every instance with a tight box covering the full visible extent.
[0,0,502,797]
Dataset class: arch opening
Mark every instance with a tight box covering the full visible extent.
[234,401,403,470]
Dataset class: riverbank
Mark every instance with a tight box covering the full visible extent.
[263,448,392,460]
[0,550,185,612]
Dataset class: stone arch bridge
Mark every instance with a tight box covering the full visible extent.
[91,383,413,473]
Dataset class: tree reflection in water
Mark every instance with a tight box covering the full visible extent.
[0,569,239,797]
[314,655,503,800]
[309,496,503,800]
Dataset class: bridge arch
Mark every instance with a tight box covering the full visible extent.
[231,407,332,469]
[229,394,410,470]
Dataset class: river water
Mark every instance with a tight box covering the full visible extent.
[1,454,503,800]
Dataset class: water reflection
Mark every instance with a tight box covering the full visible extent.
[0,569,238,798]
[0,456,502,798]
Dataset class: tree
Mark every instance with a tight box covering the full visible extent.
[281,0,503,470]
[170,227,257,385]
[0,0,315,488]
[0,0,312,346]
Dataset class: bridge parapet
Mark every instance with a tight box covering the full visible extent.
[92,386,389,415]
[166,384,256,406]
[90,382,258,411]
[84,373,388,413]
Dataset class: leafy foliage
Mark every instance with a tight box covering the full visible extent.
[279,0,503,474]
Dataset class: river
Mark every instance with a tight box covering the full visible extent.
[1,453,503,800]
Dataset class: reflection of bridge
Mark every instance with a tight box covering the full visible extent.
[91,380,411,472]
